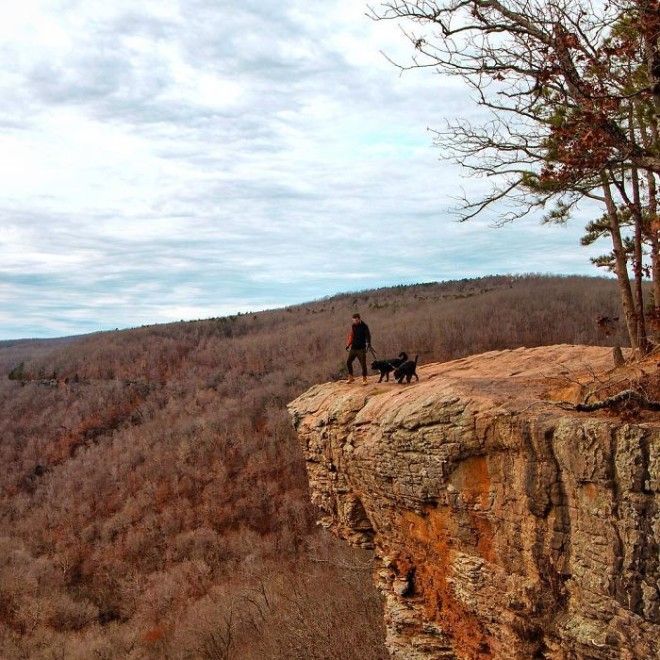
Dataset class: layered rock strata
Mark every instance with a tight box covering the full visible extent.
[288,345,659,659]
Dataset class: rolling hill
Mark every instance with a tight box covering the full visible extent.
[0,275,629,658]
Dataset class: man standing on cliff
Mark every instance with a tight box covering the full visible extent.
[345,313,371,385]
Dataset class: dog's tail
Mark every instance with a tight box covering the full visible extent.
[414,355,418,365]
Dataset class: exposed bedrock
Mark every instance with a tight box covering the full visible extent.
[288,345,659,659]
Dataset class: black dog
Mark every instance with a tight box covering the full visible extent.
[394,355,419,383]
[371,352,408,383]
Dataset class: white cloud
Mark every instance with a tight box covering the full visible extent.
[0,0,607,338]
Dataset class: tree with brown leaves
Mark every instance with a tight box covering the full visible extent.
[370,0,660,352]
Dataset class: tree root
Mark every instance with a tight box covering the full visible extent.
[575,389,660,412]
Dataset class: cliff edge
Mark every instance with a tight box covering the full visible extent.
[288,345,659,659]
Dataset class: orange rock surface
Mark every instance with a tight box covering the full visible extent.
[289,345,659,659]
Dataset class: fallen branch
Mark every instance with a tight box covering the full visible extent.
[575,389,660,412]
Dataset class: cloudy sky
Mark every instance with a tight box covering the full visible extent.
[0,0,606,339]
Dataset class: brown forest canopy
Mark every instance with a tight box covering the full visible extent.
[0,275,628,658]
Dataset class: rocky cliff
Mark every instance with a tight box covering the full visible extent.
[288,345,659,659]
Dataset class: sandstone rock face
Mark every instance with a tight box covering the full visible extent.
[288,345,659,659]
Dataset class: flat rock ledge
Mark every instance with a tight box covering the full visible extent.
[288,345,659,660]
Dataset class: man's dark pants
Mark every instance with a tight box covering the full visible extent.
[347,348,367,377]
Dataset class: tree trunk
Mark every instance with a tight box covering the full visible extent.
[637,100,660,337]
[628,106,649,352]
[646,171,660,339]
[630,178,649,351]
[601,172,640,351]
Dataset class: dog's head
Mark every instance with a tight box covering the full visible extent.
[398,352,408,361]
